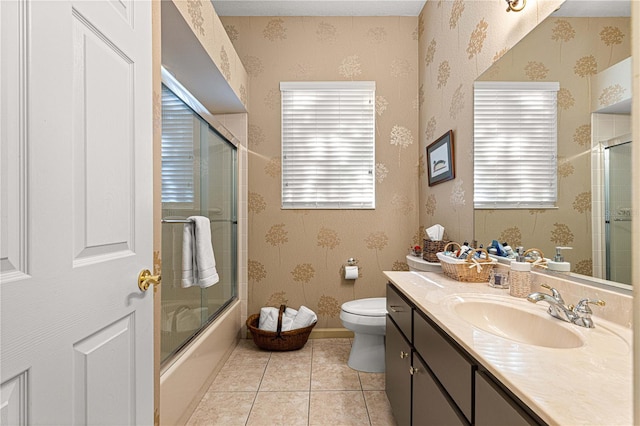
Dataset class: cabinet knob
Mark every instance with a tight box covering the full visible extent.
[389,305,403,313]
[409,366,418,375]
[400,351,409,359]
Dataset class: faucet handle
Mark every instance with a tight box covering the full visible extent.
[571,299,605,328]
[574,298,606,315]
[540,283,565,304]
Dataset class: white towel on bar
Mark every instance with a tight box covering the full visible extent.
[171,223,183,288]
[181,216,220,288]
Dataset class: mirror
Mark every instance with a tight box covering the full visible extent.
[473,0,632,292]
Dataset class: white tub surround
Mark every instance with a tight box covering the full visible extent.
[160,300,242,425]
[384,271,633,426]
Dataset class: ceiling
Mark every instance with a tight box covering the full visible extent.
[553,0,630,17]
[210,0,427,16]
[210,0,631,17]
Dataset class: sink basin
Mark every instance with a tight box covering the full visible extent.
[450,298,584,349]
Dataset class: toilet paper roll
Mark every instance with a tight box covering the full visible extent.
[345,265,358,280]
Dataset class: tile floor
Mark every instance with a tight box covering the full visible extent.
[186,338,398,426]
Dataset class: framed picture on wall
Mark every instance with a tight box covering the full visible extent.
[426,130,455,186]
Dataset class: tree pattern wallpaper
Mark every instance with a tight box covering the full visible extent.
[475,17,630,276]
[221,16,420,327]
[217,0,630,328]
[417,0,565,256]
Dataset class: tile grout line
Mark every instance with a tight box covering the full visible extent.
[308,342,314,426]
[244,350,272,426]
[362,388,373,426]
[356,368,374,426]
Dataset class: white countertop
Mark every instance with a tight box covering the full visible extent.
[384,271,633,426]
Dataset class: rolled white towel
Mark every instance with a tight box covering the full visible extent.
[291,305,317,330]
[259,307,298,332]
[258,307,279,332]
[280,307,298,332]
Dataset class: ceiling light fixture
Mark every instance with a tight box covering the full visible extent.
[505,0,526,12]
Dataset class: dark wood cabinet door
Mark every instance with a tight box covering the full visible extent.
[385,317,412,426]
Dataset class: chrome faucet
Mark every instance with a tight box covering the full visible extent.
[527,284,576,323]
[526,284,605,328]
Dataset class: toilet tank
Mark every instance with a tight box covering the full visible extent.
[406,255,442,272]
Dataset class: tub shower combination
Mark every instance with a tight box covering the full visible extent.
[160,81,238,365]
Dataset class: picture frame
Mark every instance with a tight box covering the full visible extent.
[426,130,455,186]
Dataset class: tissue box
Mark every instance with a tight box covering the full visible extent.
[422,239,449,262]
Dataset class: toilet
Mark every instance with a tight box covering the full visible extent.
[340,297,387,373]
[406,254,442,272]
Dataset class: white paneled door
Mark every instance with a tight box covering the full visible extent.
[1,1,154,425]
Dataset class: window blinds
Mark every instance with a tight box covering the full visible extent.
[473,81,559,209]
[280,81,375,209]
[161,85,195,204]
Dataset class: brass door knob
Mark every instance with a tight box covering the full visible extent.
[138,269,161,292]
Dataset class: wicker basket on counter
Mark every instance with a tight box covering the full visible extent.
[436,242,497,282]
[246,305,316,351]
[422,239,449,263]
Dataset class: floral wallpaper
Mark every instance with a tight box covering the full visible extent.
[171,0,248,109]
[474,17,630,275]
[418,0,565,253]
[221,16,419,327]
[219,1,632,329]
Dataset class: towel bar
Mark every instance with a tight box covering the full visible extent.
[161,218,193,224]
[161,218,237,224]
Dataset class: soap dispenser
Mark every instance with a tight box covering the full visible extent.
[547,247,571,272]
[509,247,532,298]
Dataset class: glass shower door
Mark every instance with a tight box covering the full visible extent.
[604,141,632,285]
[160,83,238,364]
[200,127,237,329]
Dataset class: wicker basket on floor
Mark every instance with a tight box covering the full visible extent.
[436,242,496,282]
[246,305,316,351]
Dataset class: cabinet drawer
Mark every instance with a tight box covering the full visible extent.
[414,310,474,422]
[386,284,412,341]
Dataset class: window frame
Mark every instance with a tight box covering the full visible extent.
[280,81,376,210]
[473,81,560,210]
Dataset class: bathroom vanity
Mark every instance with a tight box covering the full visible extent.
[384,271,633,426]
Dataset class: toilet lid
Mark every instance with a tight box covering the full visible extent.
[341,297,387,316]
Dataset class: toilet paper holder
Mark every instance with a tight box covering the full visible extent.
[344,259,359,280]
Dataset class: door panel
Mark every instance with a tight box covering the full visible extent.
[72,9,135,262]
[0,0,28,281]
[73,315,135,425]
[0,372,28,425]
[1,1,153,424]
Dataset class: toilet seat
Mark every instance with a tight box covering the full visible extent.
[341,297,386,316]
